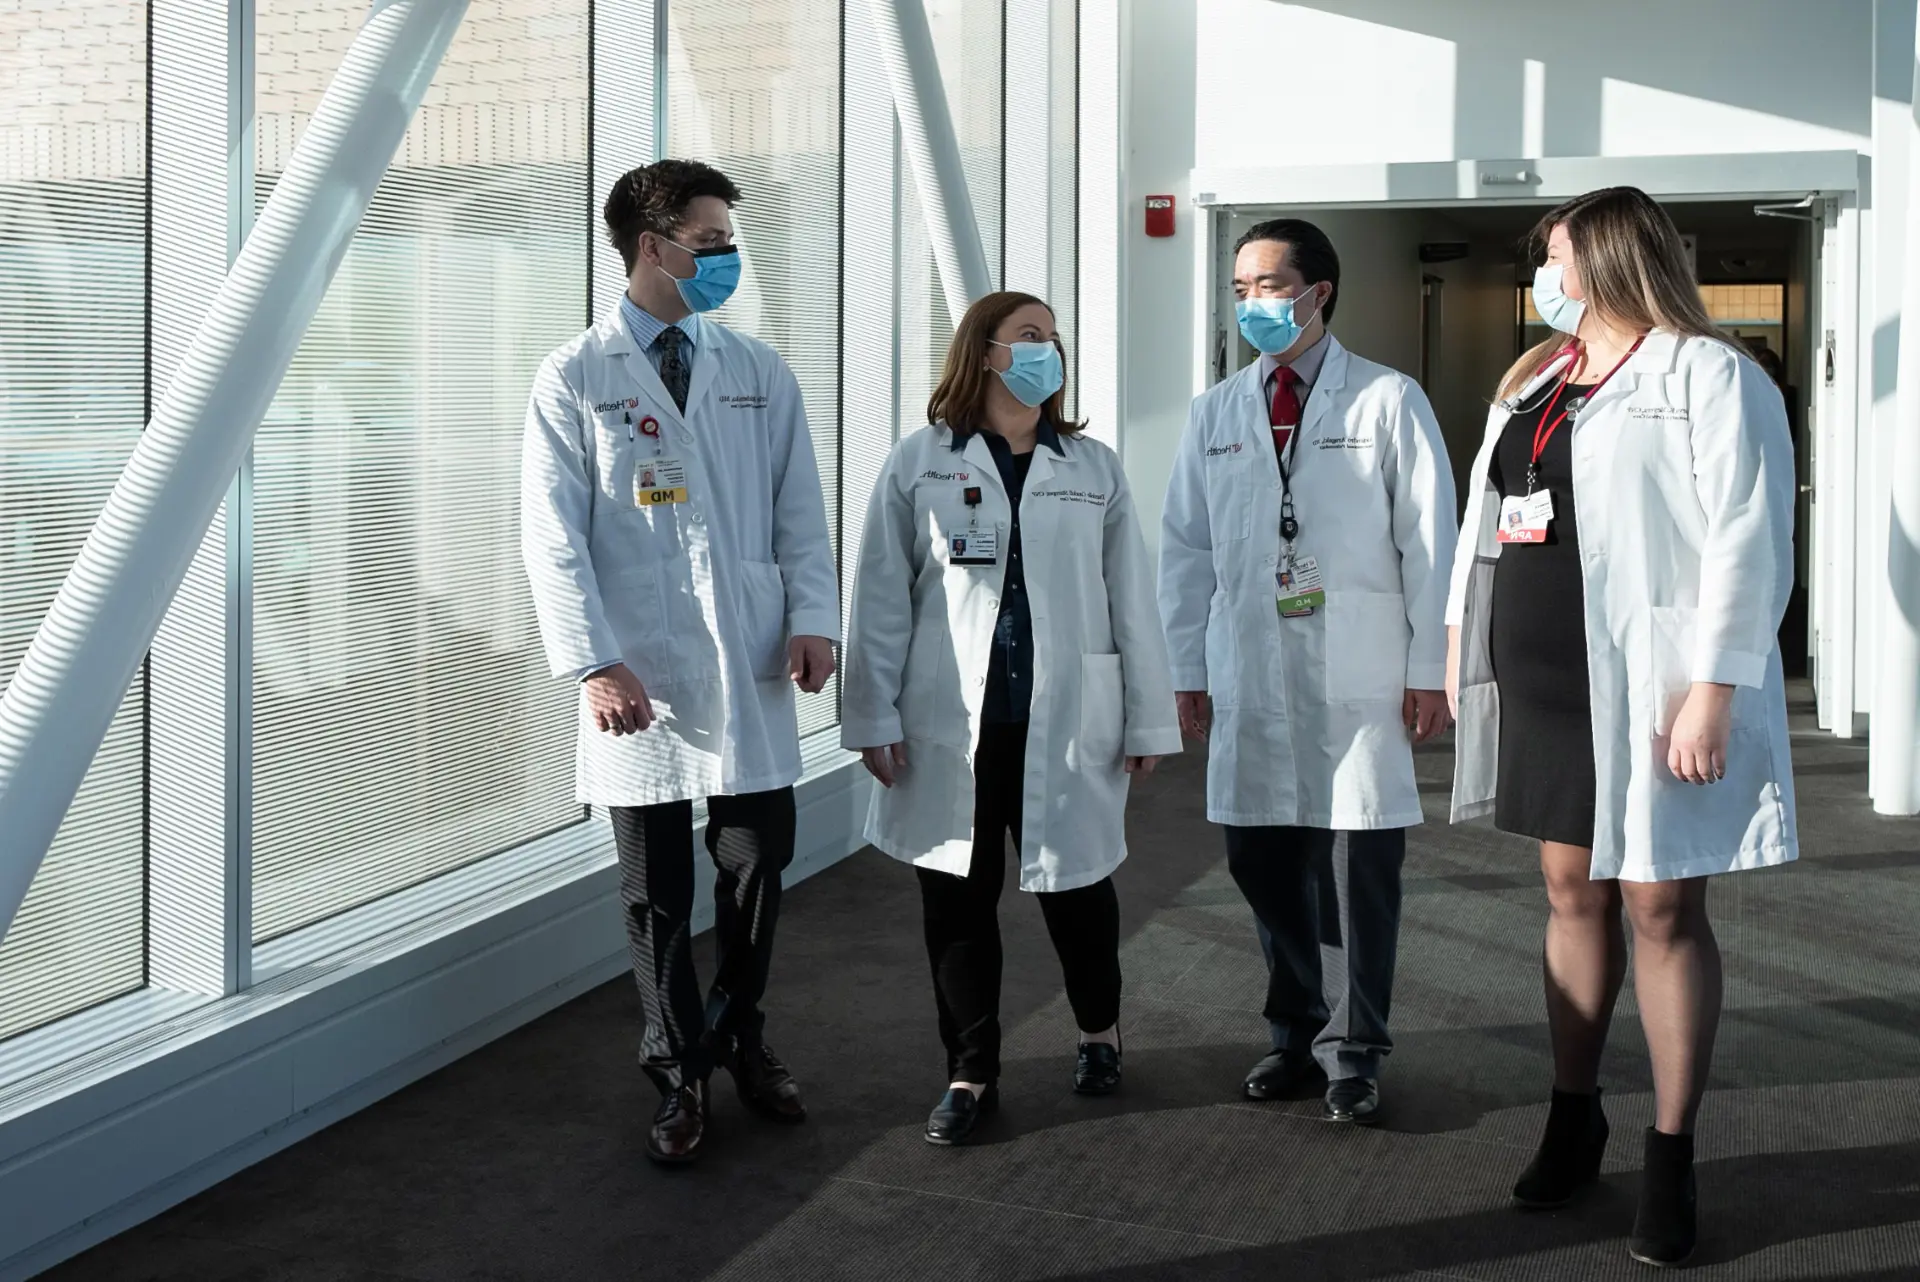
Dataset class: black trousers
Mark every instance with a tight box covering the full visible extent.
[916,720,1122,1084]
[610,787,796,1092]
[1224,825,1406,1081]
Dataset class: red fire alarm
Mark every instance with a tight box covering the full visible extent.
[1145,194,1176,237]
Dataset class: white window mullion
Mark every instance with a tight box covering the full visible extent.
[842,0,899,653]
[1001,0,1051,300]
[147,0,255,997]
[592,0,663,320]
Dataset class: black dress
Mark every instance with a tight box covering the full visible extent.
[1487,383,1597,846]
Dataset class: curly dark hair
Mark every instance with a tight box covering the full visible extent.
[603,159,742,274]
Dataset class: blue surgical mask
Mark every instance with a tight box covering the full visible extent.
[989,340,1065,407]
[1531,263,1586,336]
[1236,288,1323,355]
[660,239,742,313]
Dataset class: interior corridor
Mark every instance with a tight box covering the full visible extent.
[49,696,1920,1282]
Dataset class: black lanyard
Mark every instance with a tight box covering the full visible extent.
[1266,368,1306,544]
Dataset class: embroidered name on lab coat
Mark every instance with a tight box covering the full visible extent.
[1628,406,1689,422]
[1029,487,1112,507]
[719,393,770,409]
[1316,435,1374,450]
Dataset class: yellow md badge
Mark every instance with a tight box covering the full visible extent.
[635,456,690,507]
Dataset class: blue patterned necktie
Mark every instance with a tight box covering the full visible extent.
[656,326,689,413]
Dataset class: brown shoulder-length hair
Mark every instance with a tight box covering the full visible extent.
[1498,186,1728,399]
[927,291,1087,437]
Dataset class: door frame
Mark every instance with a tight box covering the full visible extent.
[1187,150,1866,734]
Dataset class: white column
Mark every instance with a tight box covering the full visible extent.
[0,0,472,945]
[866,0,992,320]
[144,0,256,994]
[1872,0,1920,814]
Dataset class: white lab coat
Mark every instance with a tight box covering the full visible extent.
[520,304,839,808]
[1159,335,1457,830]
[1447,331,1799,882]
[841,424,1181,892]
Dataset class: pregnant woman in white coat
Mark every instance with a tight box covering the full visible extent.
[842,292,1180,1146]
[1446,186,1798,1268]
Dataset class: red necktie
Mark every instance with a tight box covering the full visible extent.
[1269,364,1302,457]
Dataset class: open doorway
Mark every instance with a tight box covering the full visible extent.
[1214,198,1813,676]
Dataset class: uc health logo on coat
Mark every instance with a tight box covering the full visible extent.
[593,396,643,413]
[919,469,971,481]
[1204,443,1243,457]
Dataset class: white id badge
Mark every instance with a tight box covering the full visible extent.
[948,528,1000,565]
[635,457,690,507]
[1277,555,1327,617]
[1496,493,1551,544]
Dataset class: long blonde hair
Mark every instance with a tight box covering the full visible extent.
[1498,187,1724,399]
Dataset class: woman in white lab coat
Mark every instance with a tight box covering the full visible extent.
[1445,186,1797,1267]
[842,292,1180,1146]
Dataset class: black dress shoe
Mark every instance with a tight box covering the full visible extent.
[1244,1049,1326,1101]
[1322,1077,1381,1125]
[1629,1128,1697,1268]
[1074,1041,1122,1095]
[725,1039,807,1124]
[1513,1088,1610,1209]
[925,1085,998,1146]
[646,1082,707,1165]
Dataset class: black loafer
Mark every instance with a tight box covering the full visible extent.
[1074,1042,1122,1095]
[925,1085,998,1146]
[1244,1049,1326,1101]
[1323,1077,1381,1125]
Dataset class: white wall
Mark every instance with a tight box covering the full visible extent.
[1116,0,1892,648]
[1192,0,1873,168]
[1119,0,1199,550]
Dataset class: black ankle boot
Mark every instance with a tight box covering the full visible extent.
[1512,1088,1610,1208]
[1630,1127,1697,1267]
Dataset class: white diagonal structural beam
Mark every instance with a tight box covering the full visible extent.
[1873,0,1920,815]
[867,0,993,320]
[0,0,471,945]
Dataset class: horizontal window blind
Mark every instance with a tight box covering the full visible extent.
[666,0,843,739]
[249,0,590,941]
[0,2,150,1041]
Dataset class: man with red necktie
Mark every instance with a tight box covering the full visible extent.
[1160,218,1457,1127]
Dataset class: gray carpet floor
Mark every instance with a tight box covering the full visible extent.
[46,698,1920,1280]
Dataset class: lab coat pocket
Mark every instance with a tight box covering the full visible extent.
[658,553,722,682]
[1324,592,1411,705]
[1204,590,1239,707]
[739,560,790,680]
[1646,605,1765,738]
[1209,466,1254,545]
[602,561,665,655]
[1647,605,1695,737]
[1079,653,1126,769]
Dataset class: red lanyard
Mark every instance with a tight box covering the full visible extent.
[1527,336,1644,490]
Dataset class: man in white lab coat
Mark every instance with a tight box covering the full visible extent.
[1160,219,1456,1125]
[521,160,839,1165]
